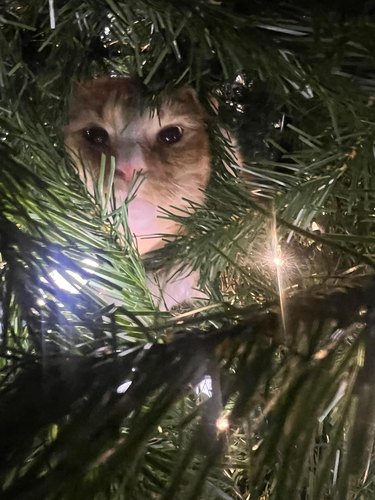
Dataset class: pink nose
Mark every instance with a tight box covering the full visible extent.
[115,162,143,182]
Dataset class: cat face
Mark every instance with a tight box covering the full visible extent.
[65,77,211,254]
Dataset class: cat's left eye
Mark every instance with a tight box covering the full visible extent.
[83,127,109,146]
[158,126,183,144]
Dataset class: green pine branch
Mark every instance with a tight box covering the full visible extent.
[1,1,375,498]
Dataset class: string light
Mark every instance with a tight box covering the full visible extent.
[272,255,284,267]
[47,258,99,294]
[216,415,230,433]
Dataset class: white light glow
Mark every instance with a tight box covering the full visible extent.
[48,258,99,294]
[195,375,212,397]
[49,270,83,294]
[82,258,99,272]
[273,256,284,267]
[116,380,132,394]
[216,416,230,433]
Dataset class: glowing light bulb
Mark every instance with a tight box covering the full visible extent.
[47,258,99,294]
[216,416,230,433]
[273,256,284,267]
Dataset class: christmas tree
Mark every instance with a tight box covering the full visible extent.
[1,1,375,498]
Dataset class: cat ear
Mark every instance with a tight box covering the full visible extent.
[179,87,220,116]
[185,88,200,103]
[175,86,220,113]
[173,86,200,105]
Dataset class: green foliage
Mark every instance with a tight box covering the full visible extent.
[0,1,375,498]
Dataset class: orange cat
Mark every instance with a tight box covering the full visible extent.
[65,76,211,308]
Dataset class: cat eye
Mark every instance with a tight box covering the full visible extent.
[158,126,183,144]
[83,127,109,146]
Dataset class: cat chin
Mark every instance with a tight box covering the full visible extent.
[125,198,180,255]
[127,198,157,239]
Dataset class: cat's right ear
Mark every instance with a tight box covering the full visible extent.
[176,87,200,103]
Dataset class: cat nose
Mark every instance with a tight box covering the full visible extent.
[115,161,145,182]
[115,144,146,182]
